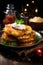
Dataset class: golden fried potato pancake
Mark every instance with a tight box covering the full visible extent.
[18,34,31,39]
[2,32,16,41]
[2,23,35,46]
[24,25,32,34]
[3,24,32,37]
[19,41,35,46]
[19,36,34,43]
[18,30,35,40]
[3,24,24,37]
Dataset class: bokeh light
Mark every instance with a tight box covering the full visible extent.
[35,8,38,13]
[32,0,34,3]
[26,4,29,6]
[24,8,27,11]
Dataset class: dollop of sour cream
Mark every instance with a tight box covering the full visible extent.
[11,22,26,30]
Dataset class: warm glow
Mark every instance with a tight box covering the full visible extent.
[35,9,38,13]
[24,8,27,11]
[26,4,29,6]
[32,0,34,3]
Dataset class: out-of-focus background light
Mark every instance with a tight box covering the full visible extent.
[35,8,38,13]
[0,0,43,20]
[32,0,34,3]
[26,4,29,6]
[24,8,27,11]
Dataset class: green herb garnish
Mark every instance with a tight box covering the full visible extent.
[15,19,25,24]
[2,40,8,45]
[2,40,17,46]
[9,42,17,46]
[34,34,40,42]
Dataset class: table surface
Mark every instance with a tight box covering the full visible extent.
[0,31,43,65]
[0,56,43,65]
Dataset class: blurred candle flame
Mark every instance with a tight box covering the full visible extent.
[24,8,27,11]
[35,8,38,13]
[32,0,34,3]
[26,4,29,6]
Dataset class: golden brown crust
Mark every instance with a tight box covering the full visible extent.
[18,30,35,40]
[2,32,16,41]
[19,37,34,43]
[3,24,32,37]
[3,24,24,37]
[19,41,35,46]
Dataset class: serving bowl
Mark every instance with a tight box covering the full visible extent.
[29,22,43,31]
[29,16,43,31]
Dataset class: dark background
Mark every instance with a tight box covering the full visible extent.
[0,0,43,23]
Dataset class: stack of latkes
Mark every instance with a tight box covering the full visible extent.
[2,24,35,46]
